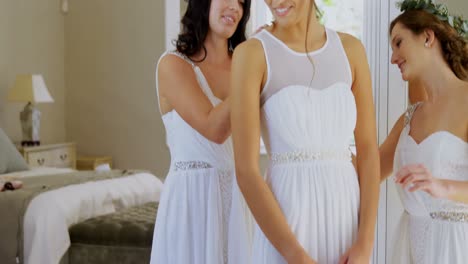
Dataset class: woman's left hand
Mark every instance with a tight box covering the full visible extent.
[395,164,448,198]
[339,243,371,264]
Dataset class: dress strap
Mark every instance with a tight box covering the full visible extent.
[156,50,219,114]
[166,51,217,102]
[192,67,217,101]
[166,50,196,68]
[404,102,423,127]
[155,52,167,114]
[156,50,196,114]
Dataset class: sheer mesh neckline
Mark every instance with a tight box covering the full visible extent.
[260,27,330,56]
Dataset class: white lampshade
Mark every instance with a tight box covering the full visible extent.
[7,74,54,103]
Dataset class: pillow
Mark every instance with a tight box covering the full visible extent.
[0,128,29,174]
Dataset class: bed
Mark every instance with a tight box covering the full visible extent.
[0,129,163,264]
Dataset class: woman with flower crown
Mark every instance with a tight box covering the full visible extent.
[378,0,468,263]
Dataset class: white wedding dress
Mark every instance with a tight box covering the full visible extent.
[150,51,252,264]
[391,102,468,264]
[250,28,360,264]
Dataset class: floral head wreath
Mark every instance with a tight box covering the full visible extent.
[397,0,468,39]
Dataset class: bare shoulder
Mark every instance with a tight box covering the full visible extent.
[157,53,197,94]
[233,38,265,62]
[337,32,366,54]
[337,32,368,79]
[231,38,266,94]
[232,38,266,79]
[158,53,194,78]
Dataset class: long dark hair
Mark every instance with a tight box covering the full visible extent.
[174,0,251,62]
[390,10,468,80]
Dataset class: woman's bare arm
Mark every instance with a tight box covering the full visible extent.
[158,54,231,144]
[342,33,380,260]
[231,39,315,264]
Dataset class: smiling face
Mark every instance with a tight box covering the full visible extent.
[390,22,430,82]
[208,0,244,39]
[264,0,312,28]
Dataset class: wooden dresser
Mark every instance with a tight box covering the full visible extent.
[18,143,77,169]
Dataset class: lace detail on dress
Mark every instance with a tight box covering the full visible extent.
[404,102,423,127]
[409,216,430,264]
[219,169,233,264]
[444,162,468,181]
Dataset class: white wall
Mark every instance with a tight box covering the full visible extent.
[65,0,169,178]
[442,0,468,16]
[165,0,180,50]
[0,0,66,144]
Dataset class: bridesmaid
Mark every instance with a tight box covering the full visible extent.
[378,1,468,263]
[150,0,252,263]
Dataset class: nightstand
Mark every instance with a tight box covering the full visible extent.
[76,156,112,171]
[18,142,77,169]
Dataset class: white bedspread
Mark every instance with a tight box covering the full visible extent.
[21,171,163,264]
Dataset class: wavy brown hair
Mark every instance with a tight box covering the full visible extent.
[390,9,468,80]
[175,0,251,62]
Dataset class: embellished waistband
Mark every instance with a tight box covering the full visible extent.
[269,149,351,165]
[172,161,232,173]
[429,211,468,223]
[173,161,213,171]
[405,210,468,223]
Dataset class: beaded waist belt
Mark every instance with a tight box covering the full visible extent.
[429,211,468,223]
[269,149,351,165]
[172,161,233,173]
[406,210,468,223]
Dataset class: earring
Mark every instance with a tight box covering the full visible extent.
[424,42,429,48]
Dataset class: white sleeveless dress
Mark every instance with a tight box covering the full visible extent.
[250,28,360,263]
[150,51,252,264]
[391,102,468,264]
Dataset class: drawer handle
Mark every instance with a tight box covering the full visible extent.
[37,158,45,165]
[60,154,68,161]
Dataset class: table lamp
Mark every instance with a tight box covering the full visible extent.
[7,74,54,146]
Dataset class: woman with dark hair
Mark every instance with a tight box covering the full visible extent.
[150,0,251,263]
[378,1,468,263]
[230,0,380,263]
